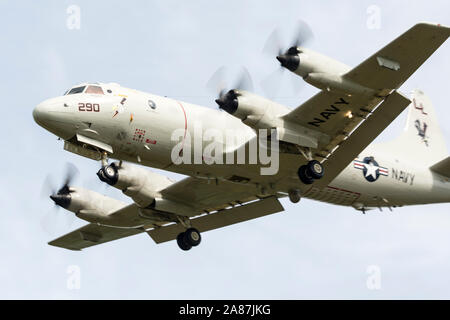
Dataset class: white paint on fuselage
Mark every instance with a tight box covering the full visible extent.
[327,148,450,207]
[33,83,450,210]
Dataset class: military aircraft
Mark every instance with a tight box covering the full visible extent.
[33,22,450,251]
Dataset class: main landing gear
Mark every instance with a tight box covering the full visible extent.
[177,228,202,251]
[298,160,324,185]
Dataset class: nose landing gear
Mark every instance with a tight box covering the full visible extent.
[176,228,202,251]
[97,163,119,186]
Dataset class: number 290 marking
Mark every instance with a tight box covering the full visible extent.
[78,103,100,112]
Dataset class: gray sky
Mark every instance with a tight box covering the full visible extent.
[0,0,449,299]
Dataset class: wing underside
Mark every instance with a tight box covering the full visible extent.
[49,179,285,251]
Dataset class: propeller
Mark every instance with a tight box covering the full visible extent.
[261,20,314,97]
[206,66,254,114]
[40,163,79,234]
[49,163,78,208]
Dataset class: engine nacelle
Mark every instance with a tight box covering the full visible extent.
[293,48,350,78]
[278,47,350,77]
[304,72,376,96]
[215,90,290,129]
[50,186,126,224]
[277,47,374,95]
[97,161,174,208]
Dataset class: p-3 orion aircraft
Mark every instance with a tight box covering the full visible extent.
[34,22,450,251]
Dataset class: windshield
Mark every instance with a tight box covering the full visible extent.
[66,86,86,95]
[85,85,104,94]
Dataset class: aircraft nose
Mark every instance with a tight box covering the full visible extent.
[32,102,46,125]
[33,99,56,127]
[33,97,78,140]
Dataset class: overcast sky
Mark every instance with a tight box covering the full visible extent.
[0,0,449,299]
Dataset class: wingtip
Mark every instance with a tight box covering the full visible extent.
[415,22,450,32]
[48,241,81,251]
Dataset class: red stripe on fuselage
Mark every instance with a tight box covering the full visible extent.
[176,101,188,156]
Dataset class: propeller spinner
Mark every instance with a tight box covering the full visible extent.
[206,66,254,114]
[45,163,79,209]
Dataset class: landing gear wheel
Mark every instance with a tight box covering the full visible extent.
[100,163,118,185]
[288,189,301,203]
[96,168,107,183]
[104,164,118,180]
[298,165,314,185]
[177,232,192,251]
[306,160,324,179]
[184,228,201,247]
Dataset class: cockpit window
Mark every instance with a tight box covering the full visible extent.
[85,85,104,95]
[67,86,86,95]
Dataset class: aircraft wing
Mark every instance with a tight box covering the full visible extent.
[160,177,267,213]
[283,23,449,160]
[49,178,285,250]
[147,195,283,243]
[344,23,450,90]
[48,223,145,251]
[282,91,385,157]
[430,156,450,178]
[281,90,410,192]
[312,90,411,188]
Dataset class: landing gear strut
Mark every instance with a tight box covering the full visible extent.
[176,228,202,251]
[298,160,324,185]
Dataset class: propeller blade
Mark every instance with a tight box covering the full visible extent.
[288,71,305,96]
[261,20,314,98]
[234,66,254,93]
[260,67,284,98]
[206,66,227,97]
[40,175,56,199]
[40,207,75,236]
[62,162,79,189]
[263,20,313,58]
[207,66,255,109]
[40,162,79,235]
[40,209,58,236]
[262,27,283,57]
[290,20,314,48]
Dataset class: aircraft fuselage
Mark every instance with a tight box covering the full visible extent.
[33,83,450,211]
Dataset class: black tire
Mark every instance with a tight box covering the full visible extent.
[96,168,107,182]
[177,232,192,251]
[298,165,314,184]
[306,160,324,179]
[184,228,201,247]
[102,164,118,185]
[104,164,118,179]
